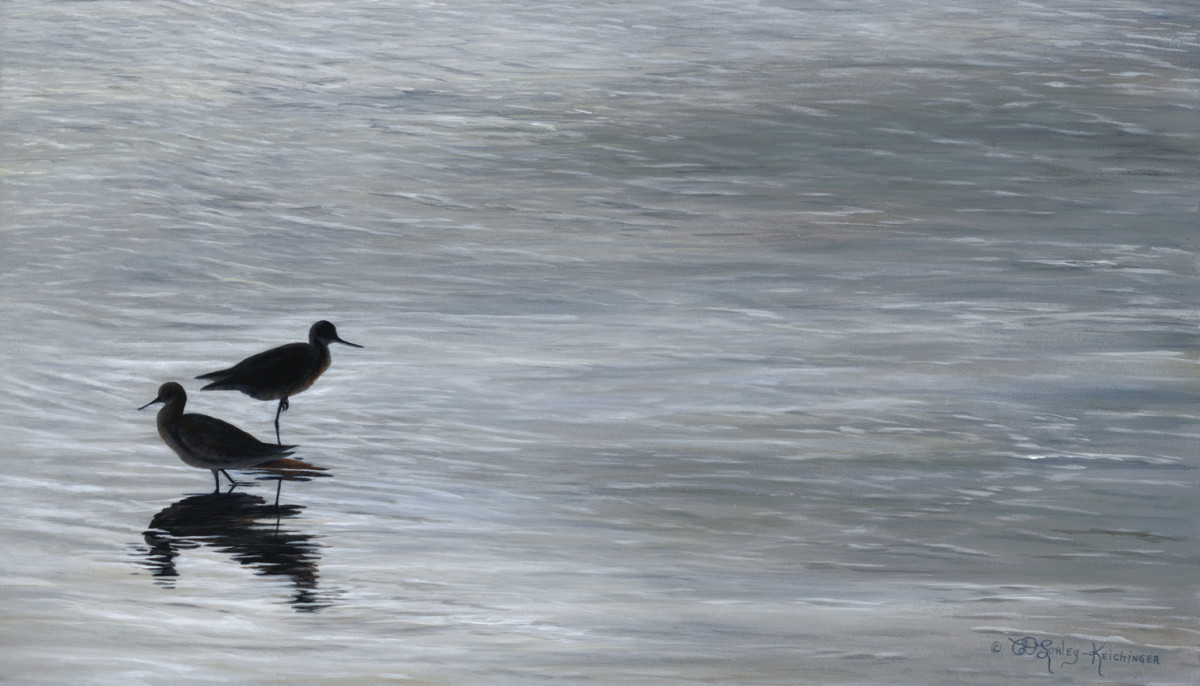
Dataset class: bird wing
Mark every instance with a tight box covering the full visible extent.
[177,413,295,466]
[197,342,316,390]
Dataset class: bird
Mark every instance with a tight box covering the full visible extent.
[139,381,298,492]
[194,320,362,444]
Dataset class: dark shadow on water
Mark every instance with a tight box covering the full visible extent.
[139,490,330,612]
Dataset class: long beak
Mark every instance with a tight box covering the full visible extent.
[138,395,163,411]
[334,336,363,348]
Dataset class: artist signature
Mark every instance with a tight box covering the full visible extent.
[990,635,1162,676]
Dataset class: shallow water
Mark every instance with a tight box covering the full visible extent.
[1,0,1197,683]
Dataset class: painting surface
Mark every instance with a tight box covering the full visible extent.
[1,0,1196,682]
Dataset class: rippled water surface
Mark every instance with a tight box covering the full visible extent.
[2,0,1198,683]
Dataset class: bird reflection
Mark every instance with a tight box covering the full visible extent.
[243,457,330,506]
[141,491,328,612]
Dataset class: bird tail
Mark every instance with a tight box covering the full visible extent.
[195,370,241,391]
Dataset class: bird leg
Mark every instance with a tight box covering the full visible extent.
[274,397,290,445]
[221,470,239,488]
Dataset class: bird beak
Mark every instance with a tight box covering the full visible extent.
[138,394,164,411]
[334,335,363,348]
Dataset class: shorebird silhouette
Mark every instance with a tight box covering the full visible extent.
[195,320,361,443]
[140,382,297,492]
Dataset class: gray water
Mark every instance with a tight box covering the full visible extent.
[1,0,1197,683]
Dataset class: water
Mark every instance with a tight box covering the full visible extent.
[1,0,1197,682]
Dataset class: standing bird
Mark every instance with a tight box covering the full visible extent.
[139,382,297,492]
[195,320,362,444]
